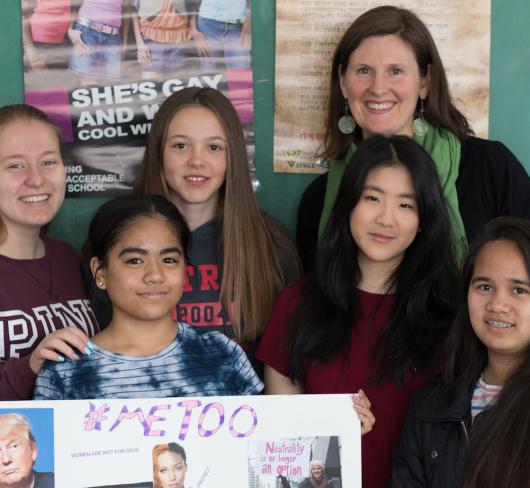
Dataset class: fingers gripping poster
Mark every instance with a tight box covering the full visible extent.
[0,395,361,487]
[21,0,254,196]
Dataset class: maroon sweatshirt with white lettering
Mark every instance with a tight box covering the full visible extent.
[0,236,99,400]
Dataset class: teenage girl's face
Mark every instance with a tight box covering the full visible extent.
[339,34,429,139]
[157,451,186,488]
[92,216,185,325]
[0,119,65,235]
[468,239,530,365]
[349,164,419,273]
[163,106,227,222]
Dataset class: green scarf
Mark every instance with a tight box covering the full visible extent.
[318,124,467,263]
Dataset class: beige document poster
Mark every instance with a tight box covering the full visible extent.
[274,0,491,172]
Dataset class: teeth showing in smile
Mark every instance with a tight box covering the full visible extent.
[186,176,206,182]
[366,102,394,110]
[19,194,50,203]
[487,320,513,329]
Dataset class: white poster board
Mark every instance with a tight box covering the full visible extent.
[0,394,360,487]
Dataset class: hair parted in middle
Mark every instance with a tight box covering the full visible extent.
[441,217,530,488]
[323,5,473,162]
[82,193,190,328]
[134,87,299,342]
[0,103,66,245]
[287,135,459,385]
[152,442,187,488]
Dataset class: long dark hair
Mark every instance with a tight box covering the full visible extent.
[442,217,530,488]
[82,194,190,328]
[287,135,459,385]
[323,5,473,162]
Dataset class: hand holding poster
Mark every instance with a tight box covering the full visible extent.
[0,395,361,487]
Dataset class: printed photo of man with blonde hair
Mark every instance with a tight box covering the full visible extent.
[0,413,54,488]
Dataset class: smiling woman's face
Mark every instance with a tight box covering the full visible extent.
[157,451,187,488]
[339,34,429,139]
[0,119,65,237]
[311,464,323,479]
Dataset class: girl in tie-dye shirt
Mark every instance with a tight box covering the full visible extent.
[34,194,263,399]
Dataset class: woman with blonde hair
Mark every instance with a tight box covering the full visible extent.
[0,104,97,400]
[134,87,299,370]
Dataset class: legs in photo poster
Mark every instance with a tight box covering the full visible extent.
[21,0,256,198]
[68,22,122,83]
[131,0,194,80]
[196,16,251,71]
[190,0,251,72]
[67,0,125,85]
[22,0,74,89]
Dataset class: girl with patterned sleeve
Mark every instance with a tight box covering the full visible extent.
[34,194,263,399]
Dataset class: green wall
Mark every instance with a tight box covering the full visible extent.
[1,1,529,251]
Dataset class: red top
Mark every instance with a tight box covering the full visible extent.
[256,282,426,488]
[0,236,99,400]
[30,0,71,43]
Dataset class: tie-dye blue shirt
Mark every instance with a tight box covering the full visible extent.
[33,323,263,400]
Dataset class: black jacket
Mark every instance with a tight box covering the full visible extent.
[388,377,478,488]
[34,471,55,488]
[297,137,530,270]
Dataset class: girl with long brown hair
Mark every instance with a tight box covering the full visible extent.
[134,87,299,368]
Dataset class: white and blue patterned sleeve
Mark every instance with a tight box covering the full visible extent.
[230,343,264,395]
[33,361,64,400]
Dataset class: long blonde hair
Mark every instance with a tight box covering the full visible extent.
[134,88,299,342]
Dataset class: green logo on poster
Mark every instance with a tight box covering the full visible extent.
[282,149,301,167]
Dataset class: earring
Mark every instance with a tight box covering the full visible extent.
[97,281,104,288]
[412,98,429,136]
[338,99,356,134]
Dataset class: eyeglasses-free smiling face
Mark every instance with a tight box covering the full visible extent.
[311,465,324,480]
[0,428,37,487]
[163,105,227,225]
[468,239,530,367]
[157,451,186,488]
[0,119,65,236]
[349,164,419,277]
[339,34,430,139]
[92,215,185,326]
